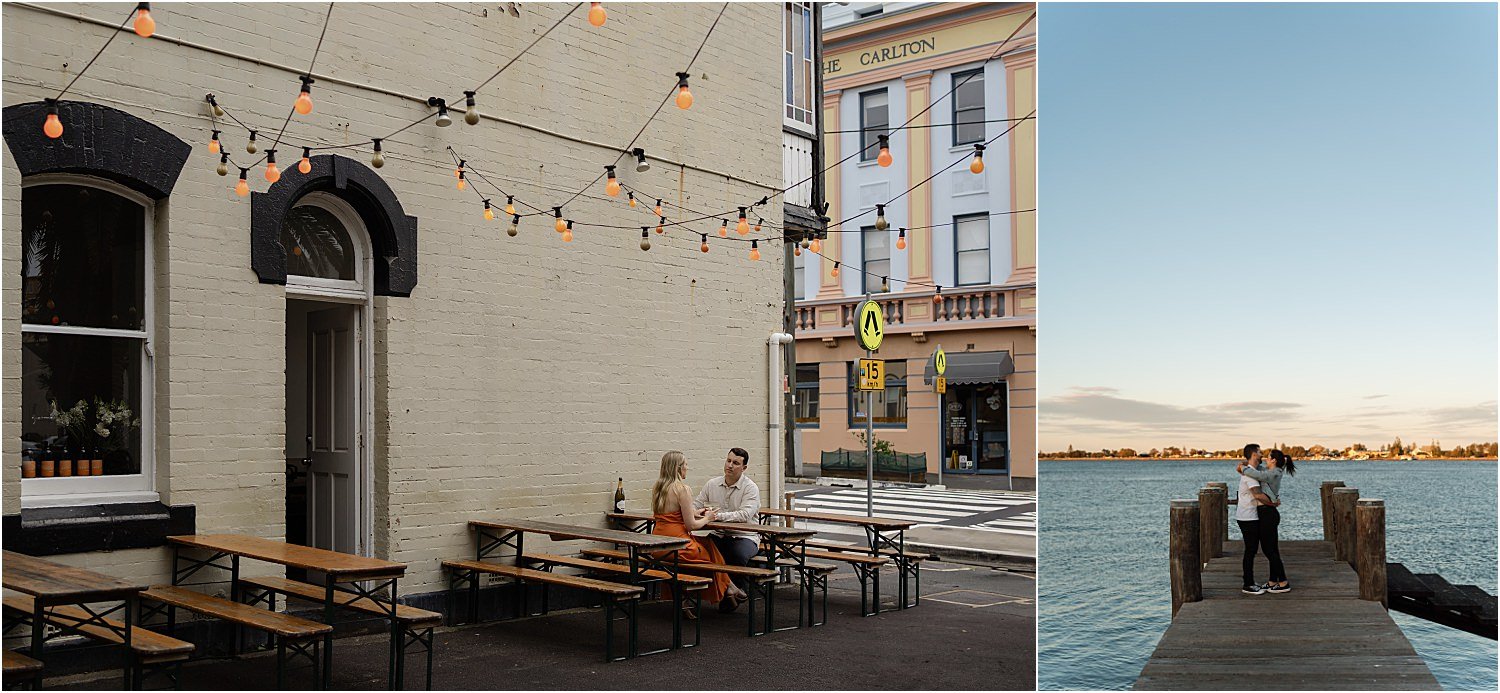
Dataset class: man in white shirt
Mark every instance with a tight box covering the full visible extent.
[1235,444,1279,595]
[695,447,761,607]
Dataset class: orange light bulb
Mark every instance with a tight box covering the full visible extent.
[294,89,313,115]
[133,5,155,38]
[588,2,606,27]
[809,238,821,254]
[897,235,907,251]
[700,235,710,253]
[43,112,63,139]
[750,242,760,261]
[556,217,567,233]
[504,198,516,215]
[298,157,311,174]
[456,177,466,191]
[654,200,663,216]
[606,178,620,196]
[628,195,637,208]
[208,132,221,154]
[831,263,840,278]
[676,85,693,110]
[970,156,984,174]
[793,245,801,257]
[877,146,893,167]
[562,222,574,243]
[264,163,280,183]
[484,207,495,221]
[235,178,249,197]
[719,220,728,238]
[737,219,749,235]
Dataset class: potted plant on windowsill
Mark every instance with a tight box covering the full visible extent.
[93,399,140,476]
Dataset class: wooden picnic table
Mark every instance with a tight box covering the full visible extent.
[3,550,148,688]
[760,508,923,611]
[166,534,406,689]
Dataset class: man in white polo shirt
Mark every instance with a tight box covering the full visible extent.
[1236,444,1280,595]
[695,447,761,611]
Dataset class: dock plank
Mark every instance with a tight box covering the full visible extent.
[1135,540,1440,690]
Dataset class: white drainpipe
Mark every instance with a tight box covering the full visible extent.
[768,332,795,507]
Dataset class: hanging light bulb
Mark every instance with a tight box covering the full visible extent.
[456,160,466,190]
[700,234,709,253]
[750,240,761,261]
[430,97,452,127]
[562,220,574,243]
[736,207,749,235]
[370,138,384,168]
[654,199,664,216]
[508,214,520,237]
[718,219,728,238]
[933,285,943,306]
[876,134,892,167]
[633,147,650,172]
[640,228,651,251]
[298,147,312,174]
[875,204,889,231]
[554,207,566,232]
[208,129,221,154]
[207,94,225,118]
[657,217,666,234]
[246,130,258,154]
[675,72,693,109]
[504,196,516,216]
[216,153,229,176]
[970,143,985,174]
[896,228,907,250]
[263,150,281,183]
[588,2,607,27]
[809,237,821,254]
[463,91,480,125]
[483,200,494,220]
[133,2,155,38]
[42,100,63,139]
[294,75,314,115]
[800,238,810,249]
[604,165,620,196]
[831,261,840,278]
[627,192,637,208]
[235,168,250,197]
[880,276,889,293]
[793,244,802,257]
[754,218,764,234]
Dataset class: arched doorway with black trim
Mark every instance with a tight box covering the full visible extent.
[250,154,417,564]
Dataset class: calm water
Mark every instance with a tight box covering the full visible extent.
[1037,459,1497,691]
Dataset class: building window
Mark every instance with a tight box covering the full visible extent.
[953,68,986,146]
[849,361,907,427]
[784,2,814,130]
[795,364,820,428]
[955,213,990,286]
[793,246,806,299]
[20,179,154,502]
[855,6,885,19]
[860,89,889,162]
[861,225,889,294]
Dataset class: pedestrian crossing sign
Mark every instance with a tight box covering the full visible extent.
[857,358,885,391]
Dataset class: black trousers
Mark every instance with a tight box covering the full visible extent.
[710,535,758,592]
[1257,505,1286,583]
[1237,519,1261,587]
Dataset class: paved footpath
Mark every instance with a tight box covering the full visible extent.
[53,561,1035,690]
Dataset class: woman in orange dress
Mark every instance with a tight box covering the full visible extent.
[650,451,747,615]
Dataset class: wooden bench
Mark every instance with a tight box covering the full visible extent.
[522,553,710,648]
[140,585,330,689]
[441,559,643,661]
[3,649,44,689]
[577,548,785,636]
[2,595,193,689]
[237,576,440,690]
[803,539,933,562]
[758,545,889,617]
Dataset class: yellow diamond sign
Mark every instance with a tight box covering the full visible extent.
[855,299,884,352]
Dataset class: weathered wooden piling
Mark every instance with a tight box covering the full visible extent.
[1332,487,1359,565]
[1169,499,1201,616]
[1319,480,1345,540]
[1197,485,1225,563]
[1356,498,1387,606]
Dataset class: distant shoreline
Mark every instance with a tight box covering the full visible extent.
[1042,457,1499,462]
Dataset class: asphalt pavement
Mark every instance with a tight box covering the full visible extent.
[52,561,1034,690]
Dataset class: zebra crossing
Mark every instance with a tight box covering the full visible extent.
[789,486,1036,537]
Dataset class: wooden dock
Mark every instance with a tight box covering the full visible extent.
[1136,483,1442,690]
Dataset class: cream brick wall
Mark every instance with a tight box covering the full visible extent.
[4,2,786,595]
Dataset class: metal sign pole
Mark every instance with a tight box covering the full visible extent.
[866,344,874,517]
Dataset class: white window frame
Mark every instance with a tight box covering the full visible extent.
[284,192,369,302]
[954,213,992,287]
[783,1,816,134]
[20,175,157,507]
[861,224,890,294]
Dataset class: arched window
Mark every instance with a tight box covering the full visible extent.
[281,192,369,299]
[20,176,154,502]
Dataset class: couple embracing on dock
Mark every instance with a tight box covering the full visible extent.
[1235,443,1298,595]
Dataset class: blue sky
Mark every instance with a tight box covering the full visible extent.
[1040,3,1497,451]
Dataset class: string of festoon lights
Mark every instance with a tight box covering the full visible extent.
[35,2,1034,301]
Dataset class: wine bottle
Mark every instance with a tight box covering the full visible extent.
[613,477,625,513]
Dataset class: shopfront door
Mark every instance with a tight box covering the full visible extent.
[942,382,1010,474]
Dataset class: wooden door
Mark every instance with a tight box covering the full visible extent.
[305,306,360,555]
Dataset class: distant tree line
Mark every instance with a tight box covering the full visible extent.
[1042,440,1499,459]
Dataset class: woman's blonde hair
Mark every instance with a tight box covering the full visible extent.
[651,451,686,514]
